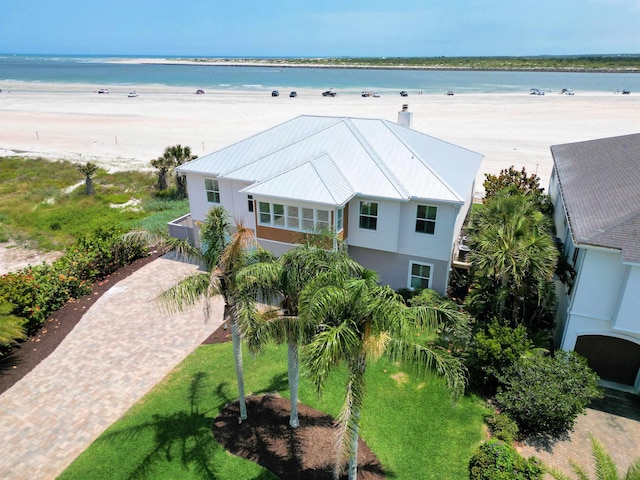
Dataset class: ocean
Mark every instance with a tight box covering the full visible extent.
[1,54,639,94]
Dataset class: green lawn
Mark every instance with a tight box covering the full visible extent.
[60,343,488,480]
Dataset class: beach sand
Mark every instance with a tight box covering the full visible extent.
[1,81,639,195]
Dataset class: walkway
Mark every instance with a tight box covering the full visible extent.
[518,389,640,477]
[0,254,224,479]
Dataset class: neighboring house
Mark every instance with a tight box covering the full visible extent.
[549,133,640,393]
[173,113,483,295]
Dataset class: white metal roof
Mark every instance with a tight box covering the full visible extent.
[177,115,483,206]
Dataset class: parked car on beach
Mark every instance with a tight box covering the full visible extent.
[400,90,408,97]
[289,91,297,97]
[272,90,279,97]
[322,90,337,97]
[622,89,631,95]
[128,91,138,97]
[195,89,205,95]
[98,88,109,94]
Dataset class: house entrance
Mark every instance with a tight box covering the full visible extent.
[574,335,640,386]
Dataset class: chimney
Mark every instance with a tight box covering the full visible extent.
[397,104,413,128]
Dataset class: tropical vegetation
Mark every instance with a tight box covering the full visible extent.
[547,435,640,480]
[468,439,543,480]
[59,343,488,480]
[298,269,469,479]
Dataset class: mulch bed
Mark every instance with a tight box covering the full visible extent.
[0,255,386,479]
[214,394,386,480]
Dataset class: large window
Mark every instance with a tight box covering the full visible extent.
[257,201,331,232]
[205,178,220,204]
[415,205,437,234]
[359,201,378,230]
[409,262,432,290]
[336,208,344,232]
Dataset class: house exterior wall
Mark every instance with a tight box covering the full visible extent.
[348,246,450,294]
[345,198,400,253]
[397,200,458,261]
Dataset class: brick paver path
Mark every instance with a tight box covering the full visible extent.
[518,401,640,477]
[0,254,224,479]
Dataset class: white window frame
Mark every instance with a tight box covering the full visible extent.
[336,207,344,232]
[359,201,378,231]
[256,201,334,232]
[205,178,220,204]
[408,261,433,290]
[415,204,437,235]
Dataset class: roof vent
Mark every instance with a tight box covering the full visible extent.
[398,104,413,128]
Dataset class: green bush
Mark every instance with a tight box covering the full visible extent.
[468,319,534,394]
[486,411,519,443]
[495,351,603,436]
[469,439,543,480]
[0,227,148,335]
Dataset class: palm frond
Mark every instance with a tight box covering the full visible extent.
[156,272,213,315]
[591,435,620,480]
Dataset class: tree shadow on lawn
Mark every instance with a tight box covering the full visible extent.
[96,371,386,480]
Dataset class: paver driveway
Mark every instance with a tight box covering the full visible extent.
[0,254,224,479]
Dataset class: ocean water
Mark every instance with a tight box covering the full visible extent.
[1,54,639,94]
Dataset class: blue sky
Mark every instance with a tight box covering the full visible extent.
[1,0,638,57]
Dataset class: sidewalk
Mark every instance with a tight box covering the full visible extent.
[0,254,224,479]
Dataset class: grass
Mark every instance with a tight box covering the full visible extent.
[0,157,189,250]
[60,343,488,480]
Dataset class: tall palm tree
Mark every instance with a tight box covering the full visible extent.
[299,270,468,480]
[467,193,558,325]
[236,243,364,428]
[547,435,640,480]
[158,206,256,421]
[161,145,197,198]
[77,162,99,195]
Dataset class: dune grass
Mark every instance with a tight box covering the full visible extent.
[0,157,188,250]
[60,343,488,480]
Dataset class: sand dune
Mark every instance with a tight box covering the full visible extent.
[1,81,639,195]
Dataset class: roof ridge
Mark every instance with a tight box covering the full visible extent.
[309,154,355,205]
[381,120,464,202]
[343,118,410,199]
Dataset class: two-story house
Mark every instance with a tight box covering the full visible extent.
[550,133,640,393]
[173,113,483,295]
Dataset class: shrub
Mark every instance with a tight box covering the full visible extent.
[0,300,26,354]
[468,319,534,394]
[0,227,148,335]
[495,351,602,436]
[486,411,519,443]
[469,439,543,480]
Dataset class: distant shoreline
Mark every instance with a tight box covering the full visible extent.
[109,57,640,74]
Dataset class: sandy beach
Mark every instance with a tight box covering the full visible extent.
[1,81,639,194]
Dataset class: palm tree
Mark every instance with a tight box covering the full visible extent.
[161,145,197,198]
[467,193,558,326]
[547,435,640,479]
[150,155,173,191]
[299,269,468,480]
[236,243,364,428]
[77,162,99,195]
[158,206,256,421]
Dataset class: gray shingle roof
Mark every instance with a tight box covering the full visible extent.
[551,133,640,263]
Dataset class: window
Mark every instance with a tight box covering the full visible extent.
[205,178,220,203]
[302,208,314,231]
[287,206,299,229]
[336,208,344,232]
[409,262,432,290]
[273,204,285,227]
[317,210,329,231]
[259,202,271,225]
[359,201,378,230]
[415,205,437,234]
[247,195,254,212]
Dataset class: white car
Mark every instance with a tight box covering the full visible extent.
[98,88,109,94]
[128,91,138,97]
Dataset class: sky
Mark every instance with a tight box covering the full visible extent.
[1,0,638,57]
